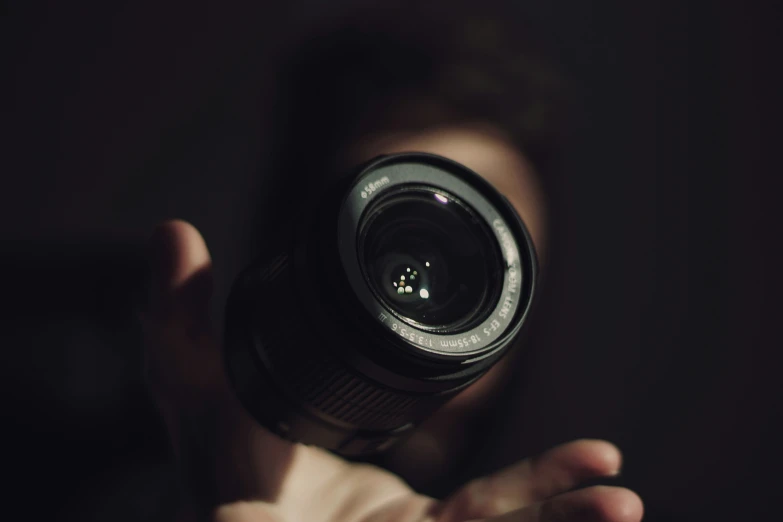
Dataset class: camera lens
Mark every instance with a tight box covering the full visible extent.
[359,187,503,332]
[225,153,537,456]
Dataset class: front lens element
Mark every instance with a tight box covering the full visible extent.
[358,187,503,332]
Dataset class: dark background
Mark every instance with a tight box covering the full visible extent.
[2,1,779,520]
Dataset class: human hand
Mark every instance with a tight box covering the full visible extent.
[142,219,643,522]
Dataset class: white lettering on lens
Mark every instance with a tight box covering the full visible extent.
[439,337,476,349]
[499,296,514,319]
[492,219,518,265]
[391,324,434,348]
[508,265,518,294]
[484,319,502,336]
[361,176,390,198]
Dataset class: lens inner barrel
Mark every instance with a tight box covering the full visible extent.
[358,186,504,333]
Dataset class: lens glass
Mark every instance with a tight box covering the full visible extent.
[358,187,503,331]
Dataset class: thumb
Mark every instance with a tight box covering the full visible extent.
[147,219,213,322]
[143,219,224,409]
[142,219,299,512]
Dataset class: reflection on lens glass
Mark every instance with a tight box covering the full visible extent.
[358,187,504,332]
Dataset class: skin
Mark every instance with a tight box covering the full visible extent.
[142,126,644,522]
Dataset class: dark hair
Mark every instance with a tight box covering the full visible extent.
[268,2,565,185]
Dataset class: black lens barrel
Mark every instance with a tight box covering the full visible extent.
[224,153,537,456]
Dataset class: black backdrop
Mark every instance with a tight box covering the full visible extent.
[2,1,779,520]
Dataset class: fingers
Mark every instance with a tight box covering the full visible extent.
[480,485,643,522]
[434,440,623,522]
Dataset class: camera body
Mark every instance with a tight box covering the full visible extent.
[225,153,537,456]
